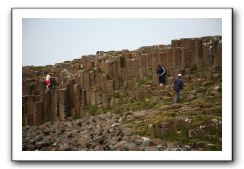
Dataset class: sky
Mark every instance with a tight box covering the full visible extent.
[22,18,222,66]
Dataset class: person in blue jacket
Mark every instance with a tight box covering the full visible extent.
[172,74,184,103]
[156,65,166,86]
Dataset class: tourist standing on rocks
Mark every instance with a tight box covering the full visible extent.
[203,38,217,65]
[44,73,51,91]
[157,65,166,86]
[172,74,184,103]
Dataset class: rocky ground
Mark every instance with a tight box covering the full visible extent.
[23,66,222,151]
[23,112,186,151]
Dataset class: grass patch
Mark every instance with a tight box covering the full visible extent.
[130,97,156,111]
[129,109,222,150]
[84,104,99,115]
[191,64,197,72]
[153,97,173,109]
[136,73,152,86]
[111,103,123,114]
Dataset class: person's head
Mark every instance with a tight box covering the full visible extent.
[177,74,182,78]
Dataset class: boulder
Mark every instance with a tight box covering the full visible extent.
[213,85,221,92]
[121,127,133,136]
[125,143,139,151]
[195,141,209,149]
[114,141,128,150]
[93,135,105,143]
[76,136,90,147]
[159,105,171,110]
[171,103,182,109]
[58,143,72,151]
[186,93,196,101]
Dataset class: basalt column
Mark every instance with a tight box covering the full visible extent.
[58,88,67,120]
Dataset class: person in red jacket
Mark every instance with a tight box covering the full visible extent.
[44,73,51,91]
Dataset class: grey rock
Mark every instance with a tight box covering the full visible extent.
[151,138,164,146]
[59,143,71,151]
[29,135,42,144]
[196,141,209,149]
[160,105,171,110]
[35,139,52,149]
[125,143,139,151]
[196,93,204,98]
[76,136,90,147]
[156,144,163,149]
[107,139,118,145]
[197,87,206,93]
[186,93,196,101]
[23,144,35,150]
[144,147,158,151]
[43,128,51,135]
[184,145,191,151]
[114,141,128,150]
[93,135,105,143]
[171,103,181,109]
[93,145,104,151]
[121,127,133,136]
[134,139,142,145]
[213,85,221,92]
[140,137,151,147]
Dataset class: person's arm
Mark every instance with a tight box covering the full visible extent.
[161,67,165,76]
[203,42,208,47]
[172,80,175,90]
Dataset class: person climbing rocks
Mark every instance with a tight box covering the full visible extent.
[44,73,51,91]
[203,38,217,65]
[156,65,166,86]
[172,74,184,103]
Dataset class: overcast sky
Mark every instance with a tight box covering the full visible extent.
[22,18,221,66]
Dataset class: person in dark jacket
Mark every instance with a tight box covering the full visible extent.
[172,74,184,103]
[156,65,166,86]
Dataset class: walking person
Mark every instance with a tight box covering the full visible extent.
[172,74,184,103]
[156,65,166,86]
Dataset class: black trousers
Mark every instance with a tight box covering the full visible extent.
[159,75,165,84]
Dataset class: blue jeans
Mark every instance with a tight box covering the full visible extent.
[175,90,180,103]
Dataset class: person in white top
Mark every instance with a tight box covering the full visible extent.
[44,73,51,90]
[203,38,217,65]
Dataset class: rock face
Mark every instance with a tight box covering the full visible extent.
[22,36,222,151]
[22,36,222,126]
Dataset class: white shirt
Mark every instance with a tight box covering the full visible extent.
[46,74,51,81]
